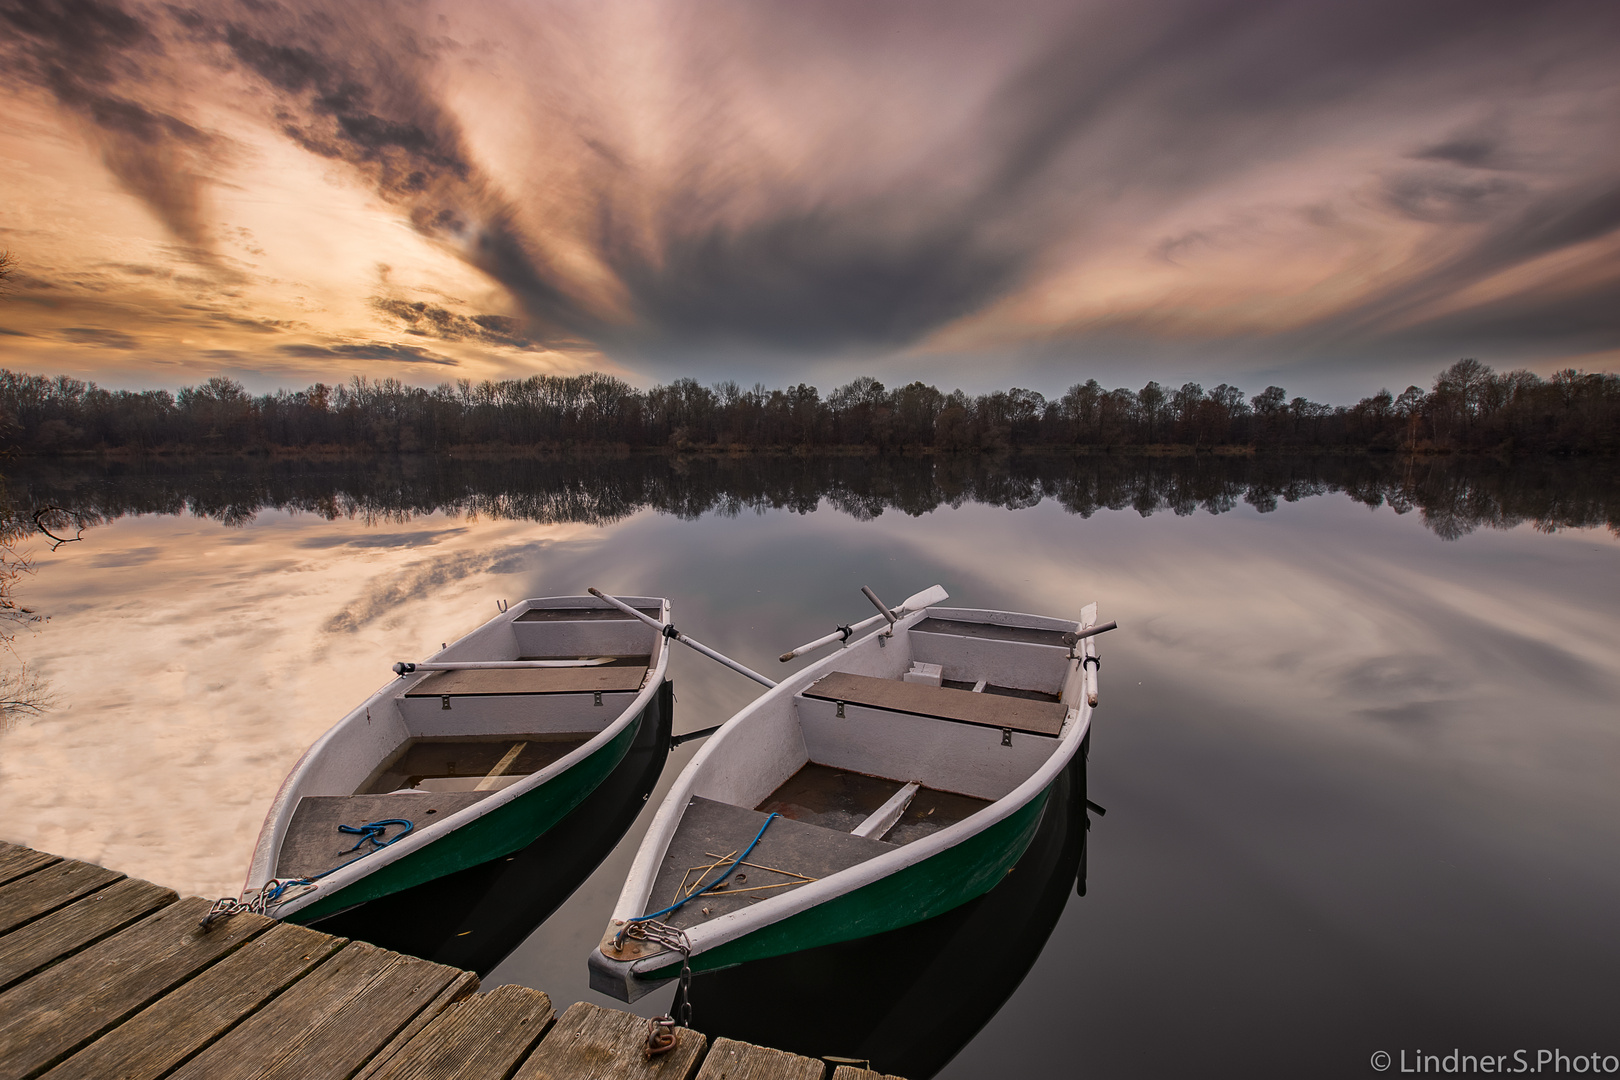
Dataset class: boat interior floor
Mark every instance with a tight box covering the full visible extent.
[755,762,990,843]
[275,791,490,880]
[361,735,592,794]
[646,796,896,932]
[405,656,650,697]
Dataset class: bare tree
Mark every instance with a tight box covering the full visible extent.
[0,252,55,724]
[0,512,53,725]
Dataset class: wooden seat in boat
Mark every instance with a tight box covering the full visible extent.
[647,797,897,932]
[802,671,1067,737]
[513,607,662,622]
[405,655,651,697]
[911,616,1075,648]
[274,791,492,880]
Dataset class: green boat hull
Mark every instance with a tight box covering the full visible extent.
[641,781,1054,982]
[289,690,657,923]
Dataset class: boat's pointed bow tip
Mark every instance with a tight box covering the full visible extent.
[588,935,667,1004]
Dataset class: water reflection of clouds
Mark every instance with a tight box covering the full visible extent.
[295,529,470,550]
[1,511,608,896]
[882,497,1619,766]
[323,541,556,633]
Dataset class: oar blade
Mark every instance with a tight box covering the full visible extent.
[899,584,948,612]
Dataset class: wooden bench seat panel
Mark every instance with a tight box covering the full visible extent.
[911,617,1074,647]
[513,607,660,622]
[405,658,649,697]
[803,671,1066,737]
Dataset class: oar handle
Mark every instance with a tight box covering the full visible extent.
[588,588,777,689]
[779,613,885,662]
[861,586,899,631]
[393,658,613,675]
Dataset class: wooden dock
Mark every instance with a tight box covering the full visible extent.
[0,841,904,1080]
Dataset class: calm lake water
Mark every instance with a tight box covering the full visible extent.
[2,454,1617,1078]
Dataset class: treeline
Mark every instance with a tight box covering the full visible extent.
[8,452,1616,542]
[1,359,1616,456]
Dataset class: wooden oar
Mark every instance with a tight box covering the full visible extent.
[392,658,614,675]
[588,588,777,689]
[669,725,722,748]
[778,584,949,662]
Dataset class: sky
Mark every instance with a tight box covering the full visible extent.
[1,0,1618,401]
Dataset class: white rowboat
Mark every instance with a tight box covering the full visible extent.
[240,595,671,922]
[589,591,1105,1001]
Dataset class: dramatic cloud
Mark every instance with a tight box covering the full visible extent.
[0,0,1616,395]
[276,342,458,366]
[369,298,537,350]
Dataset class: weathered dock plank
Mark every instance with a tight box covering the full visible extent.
[0,896,271,1080]
[0,858,123,935]
[357,970,481,1080]
[693,1037,826,1080]
[169,940,463,1080]
[512,1000,707,1080]
[0,877,176,993]
[43,921,344,1080]
[0,843,58,888]
[363,982,554,1080]
[830,1067,906,1080]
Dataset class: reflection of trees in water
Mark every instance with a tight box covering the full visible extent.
[3,454,1616,542]
[0,499,53,725]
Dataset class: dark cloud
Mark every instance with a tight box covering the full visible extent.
[369,298,536,349]
[59,326,141,349]
[200,311,295,334]
[0,0,222,253]
[1321,180,1620,349]
[607,204,1026,351]
[213,12,587,337]
[1412,135,1504,170]
[1157,230,1212,264]
[275,341,458,366]
[1382,172,1525,224]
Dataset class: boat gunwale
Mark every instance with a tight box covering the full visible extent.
[246,595,672,917]
[608,602,1095,977]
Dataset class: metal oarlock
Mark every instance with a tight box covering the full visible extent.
[778,584,949,662]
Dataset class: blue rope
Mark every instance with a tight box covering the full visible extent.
[338,818,415,853]
[628,812,780,927]
[265,818,415,903]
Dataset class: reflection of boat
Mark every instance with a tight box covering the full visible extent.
[307,679,672,974]
[241,596,671,923]
[591,598,1105,1002]
[675,746,1093,1079]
